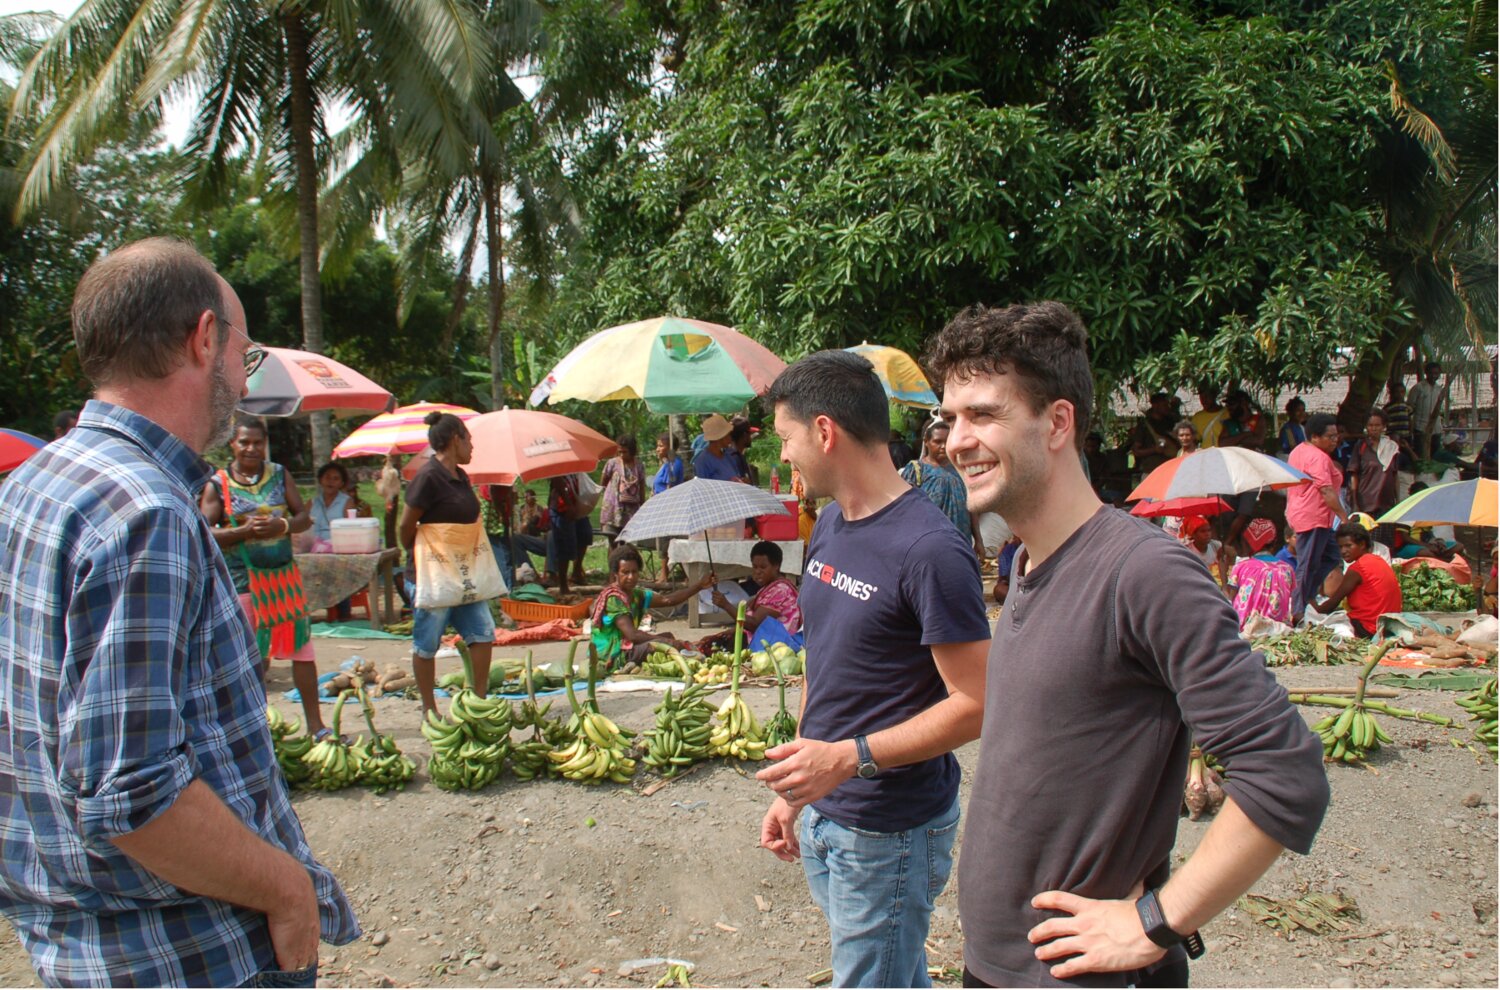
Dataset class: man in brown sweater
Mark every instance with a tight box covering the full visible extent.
[927,302,1329,987]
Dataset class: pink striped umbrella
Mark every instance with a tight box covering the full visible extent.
[333,402,480,458]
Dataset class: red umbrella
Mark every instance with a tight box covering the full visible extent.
[1129,497,1232,519]
[0,429,47,473]
[403,409,618,485]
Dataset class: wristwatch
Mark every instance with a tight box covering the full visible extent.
[1135,888,1205,959]
[853,734,879,779]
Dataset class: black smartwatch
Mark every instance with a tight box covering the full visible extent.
[1135,888,1205,959]
[853,734,879,778]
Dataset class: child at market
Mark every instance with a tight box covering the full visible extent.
[590,543,716,672]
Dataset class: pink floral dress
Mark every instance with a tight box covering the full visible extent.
[1229,557,1295,629]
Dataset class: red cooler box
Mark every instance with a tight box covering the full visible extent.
[755,497,799,540]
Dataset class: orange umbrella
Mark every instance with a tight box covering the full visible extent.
[404,409,618,486]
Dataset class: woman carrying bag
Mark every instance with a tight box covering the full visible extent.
[201,416,330,740]
[399,412,506,717]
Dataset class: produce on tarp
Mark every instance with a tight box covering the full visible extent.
[1253,628,1361,667]
[1399,563,1478,612]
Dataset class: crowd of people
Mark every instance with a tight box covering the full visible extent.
[0,237,1489,989]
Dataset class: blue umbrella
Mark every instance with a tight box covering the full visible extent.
[617,478,790,571]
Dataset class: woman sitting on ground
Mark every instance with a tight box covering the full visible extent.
[1311,523,1403,638]
[1225,518,1296,629]
[1178,515,1223,583]
[709,541,803,651]
[591,543,715,673]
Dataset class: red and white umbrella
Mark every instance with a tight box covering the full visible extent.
[239,347,392,418]
[1129,496,1232,519]
[333,402,479,458]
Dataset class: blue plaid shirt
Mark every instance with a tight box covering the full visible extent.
[0,402,358,987]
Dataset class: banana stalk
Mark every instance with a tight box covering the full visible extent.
[354,682,415,793]
[763,651,797,748]
[1287,694,1460,727]
[708,602,767,761]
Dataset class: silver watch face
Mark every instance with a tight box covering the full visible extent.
[857,761,878,779]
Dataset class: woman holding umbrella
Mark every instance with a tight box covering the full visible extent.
[202,416,329,740]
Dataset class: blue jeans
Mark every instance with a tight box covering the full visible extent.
[238,962,317,988]
[405,580,496,658]
[802,799,960,988]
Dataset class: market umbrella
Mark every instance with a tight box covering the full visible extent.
[0,428,46,472]
[333,402,479,458]
[1378,478,1497,528]
[403,409,618,486]
[239,347,393,418]
[1129,496,1232,519]
[845,343,938,407]
[1159,448,1310,500]
[528,316,786,414]
[617,477,790,571]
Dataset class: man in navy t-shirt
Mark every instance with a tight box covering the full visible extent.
[756,351,990,988]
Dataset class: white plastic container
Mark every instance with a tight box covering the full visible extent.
[329,517,380,553]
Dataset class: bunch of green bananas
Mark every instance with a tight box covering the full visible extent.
[1456,678,1498,760]
[509,737,552,780]
[547,666,636,784]
[763,654,797,750]
[347,684,414,794]
[643,643,693,678]
[642,684,716,776]
[708,602,766,761]
[1311,702,1390,763]
[267,706,314,787]
[421,698,509,791]
[302,691,366,790]
[509,652,559,780]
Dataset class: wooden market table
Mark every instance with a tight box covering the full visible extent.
[667,538,804,628]
[294,547,402,629]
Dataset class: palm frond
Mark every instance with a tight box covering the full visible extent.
[1383,59,1456,183]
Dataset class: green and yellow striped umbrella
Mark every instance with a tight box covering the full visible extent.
[1379,478,1496,527]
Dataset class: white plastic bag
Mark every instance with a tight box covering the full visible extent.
[574,471,602,512]
[414,521,506,609]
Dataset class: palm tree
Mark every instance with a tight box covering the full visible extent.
[371,0,583,411]
[1338,0,1497,427]
[8,0,492,464]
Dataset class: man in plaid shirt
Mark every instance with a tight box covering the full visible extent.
[0,239,357,987]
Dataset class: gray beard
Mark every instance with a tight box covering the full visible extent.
[206,361,238,451]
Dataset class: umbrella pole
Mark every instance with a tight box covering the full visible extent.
[703,531,715,583]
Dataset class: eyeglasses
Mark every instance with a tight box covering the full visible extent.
[223,320,267,377]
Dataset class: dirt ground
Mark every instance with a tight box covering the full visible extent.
[1,616,1496,989]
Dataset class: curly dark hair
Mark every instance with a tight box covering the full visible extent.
[608,542,644,574]
[923,301,1093,452]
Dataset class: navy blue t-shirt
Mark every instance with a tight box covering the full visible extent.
[693,448,740,482]
[799,488,992,832]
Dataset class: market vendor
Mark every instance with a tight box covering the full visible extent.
[708,540,803,652]
[202,416,328,739]
[1311,522,1403,638]
[591,543,716,672]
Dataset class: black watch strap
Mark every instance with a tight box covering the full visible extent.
[1136,888,1205,959]
[854,734,873,766]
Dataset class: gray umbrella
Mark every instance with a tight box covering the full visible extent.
[617,478,791,571]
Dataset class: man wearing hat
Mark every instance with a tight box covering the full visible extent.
[693,414,747,483]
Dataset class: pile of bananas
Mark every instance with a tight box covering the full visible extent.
[1312,702,1390,764]
[643,644,694,678]
[1457,678,1498,760]
[421,689,513,791]
[548,671,636,784]
[352,686,415,794]
[267,706,313,788]
[763,653,797,749]
[302,692,367,790]
[642,684,716,776]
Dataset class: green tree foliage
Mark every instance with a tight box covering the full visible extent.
[544,0,1494,415]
